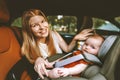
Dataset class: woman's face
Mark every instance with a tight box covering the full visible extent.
[29,15,49,38]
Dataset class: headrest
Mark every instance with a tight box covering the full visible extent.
[98,35,117,61]
[0,27,10,53]
[0,0,10,23]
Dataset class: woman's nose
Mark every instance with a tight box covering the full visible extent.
[38,24,44,29]
[39,25,44,29]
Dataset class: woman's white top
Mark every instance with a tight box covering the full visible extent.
[38,31,62,59]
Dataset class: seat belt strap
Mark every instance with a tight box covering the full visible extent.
[55,54,84,67]
[54,52,102,68]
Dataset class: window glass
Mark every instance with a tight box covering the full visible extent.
[47,15,77,35]
[11,17,22,27]
[11,15,78,35]
[115,16,120,24]
[92,18,119,32]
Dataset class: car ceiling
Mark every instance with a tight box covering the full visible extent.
[5,0,120,16]
[5,0,120,28]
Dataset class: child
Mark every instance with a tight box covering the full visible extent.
[47,34,104,78]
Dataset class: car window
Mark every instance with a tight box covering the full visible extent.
[47,15,77,35]
[11,17,22,27]
[92,17,120,32]
[11,15,78,35]
[11,16,120,33]
[115,16,120,24]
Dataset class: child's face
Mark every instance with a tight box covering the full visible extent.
[82,37,103,55]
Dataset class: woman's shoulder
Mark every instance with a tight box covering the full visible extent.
[51,30,64,42]
[51,31,60,38]
[51,30,58,34]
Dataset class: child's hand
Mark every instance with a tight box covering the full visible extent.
[48,68,61,78]
[58,68,70,77]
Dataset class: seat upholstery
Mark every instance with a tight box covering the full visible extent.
[0,27,10,53]
[0,0,32,79]
[0,0,22,79]
[0,26,21,80]
[0,0,10,23]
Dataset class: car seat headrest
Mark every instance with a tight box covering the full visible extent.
[0,27,10,53]
[0,0,10,23]
[98,35,117,61]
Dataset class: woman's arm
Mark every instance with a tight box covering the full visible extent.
[56,29,93,52]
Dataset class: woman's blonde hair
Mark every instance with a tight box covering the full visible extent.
[21,9,56,63]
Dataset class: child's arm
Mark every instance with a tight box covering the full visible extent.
[59,63,88,77]
[48,68,62,78]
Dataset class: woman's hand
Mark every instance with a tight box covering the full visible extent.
[34,57,48,79]
[45,59,56,68]
[74,29,93,41]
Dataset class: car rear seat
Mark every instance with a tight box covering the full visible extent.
[0,0,32,79]
[0,0,22,79]
[0,26,21,80]
[0,26,34,80]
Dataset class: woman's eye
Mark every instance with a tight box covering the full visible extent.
[31,24,39,27]
[41,20,45,23]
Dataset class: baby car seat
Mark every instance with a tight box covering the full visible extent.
[52,35,119,80]
[81,35,119,80]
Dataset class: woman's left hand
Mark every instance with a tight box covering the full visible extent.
[45,59,56,68]
[34,57,48,79]
[74,29,93,41]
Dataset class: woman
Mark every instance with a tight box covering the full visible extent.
[21,9,93,79]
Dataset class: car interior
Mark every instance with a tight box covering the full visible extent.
[0,0,120,80]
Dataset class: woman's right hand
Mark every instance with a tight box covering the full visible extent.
[34,57,48,79]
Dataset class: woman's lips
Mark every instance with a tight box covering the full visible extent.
[39,29,47,34]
